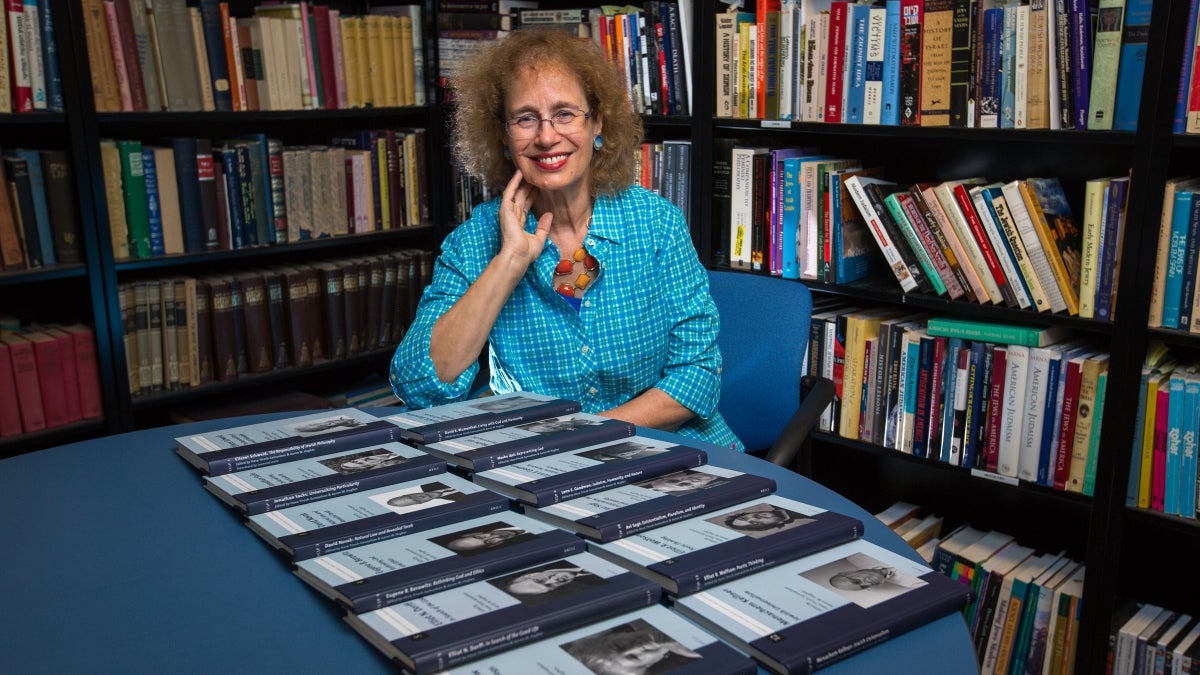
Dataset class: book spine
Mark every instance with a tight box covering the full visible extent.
[1067,0,1092,128]
[237,457,447,515]
[898,0,922,125]
[1086,0,1126,130]
[953,184,1017,307]
[602,474,777,540]
[531,448,707,506]
[140,148,165,257]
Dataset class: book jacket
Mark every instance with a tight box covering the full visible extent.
[673,538,973,674]
[203,441,447,515]
[421,412,635,472]
[589,494,865,595]
[246,472,509,560]
[384,392,582,443]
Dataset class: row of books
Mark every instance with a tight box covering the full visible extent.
[1108,602,1200,675]
[0,322,103,438]
[721,143,1130,319]
[81,0,425,113]
[173,392,970,673]
[1125,342,1200,520]
[932,525,1085,675]
[808,309,1110,494]
[873,500,945,559]
[719,0,1149,131]
[0,0,64,113]
[634,139,692,223]
[98,130,428,261]
[0,147,83,271]
[1149,176,1200,333]
[115,248,432,397]
[438,2,694,117]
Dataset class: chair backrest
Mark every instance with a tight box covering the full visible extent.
[708,269,814,454]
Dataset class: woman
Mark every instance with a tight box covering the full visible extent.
[389,28,741,450]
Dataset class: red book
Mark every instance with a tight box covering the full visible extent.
[1052,354,1088,490]
[756,0,780,117]
[898,0,923,125]
[0,340,23,436]
[982,345,1008,473]
[111,0,148,111]
[926,335,948,456]
[219,2,244,111]
[1150,385,1171,512]
[6,0,33,112]
[44,328,82,423]
[824,1,850,123]
[23,330,69,429]
[61,324,104,420]
[951,183,1018,307]
[0,333,45,432]
[312,4,339,110]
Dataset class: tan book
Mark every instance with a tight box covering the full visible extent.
[339,16,359,108]
[307,146,332,238]
[326,145,348,236]
[159,279,179,390]
[1025,0,1050,129]
[81,0,123,112]
[396,15,414,106]
[0,159,25,270]
[188,6,216,111]
[152,146,184,255]
[1066,353,1110,493]
[98,140,130,260]
[176,277,197,387]
[365,16,386,109]
[919,0,953,126]
[0,4,10,114]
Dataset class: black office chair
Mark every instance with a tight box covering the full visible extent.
[708,269,836,475]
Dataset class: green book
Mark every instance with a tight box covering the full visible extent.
[925,317,1070,347]
[884,190,948,295]
[116,139,151,259]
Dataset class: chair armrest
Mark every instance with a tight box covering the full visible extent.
[762,375,836,469]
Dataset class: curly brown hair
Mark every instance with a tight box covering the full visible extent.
[448,27,643,197]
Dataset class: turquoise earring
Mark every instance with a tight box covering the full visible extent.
[593,135,604,150]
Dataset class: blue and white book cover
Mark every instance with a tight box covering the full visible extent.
[175,408,404,476]
[384,392,582,443]
[246,472,509,560]
[204,441,446,515]
[424,604,758,675]
[589,494,864,595]
[421,412,635,472]
[295,511,585,613]
[844,2,869,125]
[673,538,973,674]
[525,464,776,542]
[344,552,661,674]
[881,0,902,125]
[472,435,707,506]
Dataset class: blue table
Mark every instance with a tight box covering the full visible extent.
[0,412,978,674]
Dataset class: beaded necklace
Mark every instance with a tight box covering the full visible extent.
[552,216,598,301]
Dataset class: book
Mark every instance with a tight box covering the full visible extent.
[672,538,973,675]
[419,412,636,472]
[588,494,864,596]
[1024,177,1084,315]
[1112,0,1151,130]
[203,441,447,515]
[843,175,919,292]
[925,317,1070,347]
[523,464,777,542]
[398,603,758,674]
[246,471,509,561]
[294,510,587,614]
[383,392,582,444]
[1086,0,1126,130]
[471,435,707,506]
[344,552,662,674]
[174,407,404,475]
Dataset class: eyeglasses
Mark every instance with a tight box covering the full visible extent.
[503,109,591,139]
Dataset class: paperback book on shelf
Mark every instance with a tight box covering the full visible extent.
[522,464,777,542]
[672,538,974,675]
[471,435,707,506]
[383,392,582,444]
[204,441,447,515]
[419,412,636,472]
[246,472,509,560]
[421,604,758,675]
[588,494,865,595]
[175,408,404,475]
[295,511,585,613]
[343,551,662,674]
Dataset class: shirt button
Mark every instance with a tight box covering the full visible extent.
[584,301,591,308]
[581,345,589,354]
[589,387,597,395]
[586,238,595,247]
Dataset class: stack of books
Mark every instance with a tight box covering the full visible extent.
[174,391,971,674]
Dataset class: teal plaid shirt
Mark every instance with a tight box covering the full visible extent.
[390,185,742,450]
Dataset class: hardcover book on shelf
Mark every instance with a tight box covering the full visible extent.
[344,552,663,674]
[383,392,582,444]
[673,538,973,675]
[925,317,1070,347]
[203,441,447,515]
[588,494,864,596]
[523,464,776,542]
[294,510,586,614]
[246,471,509,560]
[419,412,636,472]
[410,603,758,675]
[471,435,707,506]
[175,407,403,476]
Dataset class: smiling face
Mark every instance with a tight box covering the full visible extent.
[503,62,600,201]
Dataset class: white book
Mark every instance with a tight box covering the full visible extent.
[1002,180,1069,313]
[1018,343,1058,482]
[996,344,1030,478]
[1013,3,1030,128]
[677,0,694,113]
[1078,177,1110,319]
[863,5,887,124]
[932,179,1004,304]
[800,0,835,121]
[986,187,1049,311]
[1171,619,1200,675]
[23,0,45,110]
[1045,0,1062,130]
[729,146,767,269]
[1115,604,1167,675]
[814,10,831,121]
[969,184,1033,309]
[779,0,798,120]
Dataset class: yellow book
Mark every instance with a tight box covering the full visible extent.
[838,308,902,439]
[99,140,130,260]
[365,16,386,109]
[376,135,391,230]
[397,16,415,107]
[1137,366,1175,507]
[1077,177,1110,319]
[1149,177,1200,327]
[152,146,184,256]
[1025,0,1050,129]
[355,16,372,107]
[738,21,754,118]
[1015,180,1080,316]
[403,131,420,227]
[1066,353,1109,492]
[339,16,359,109]
[380,17,399,108]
